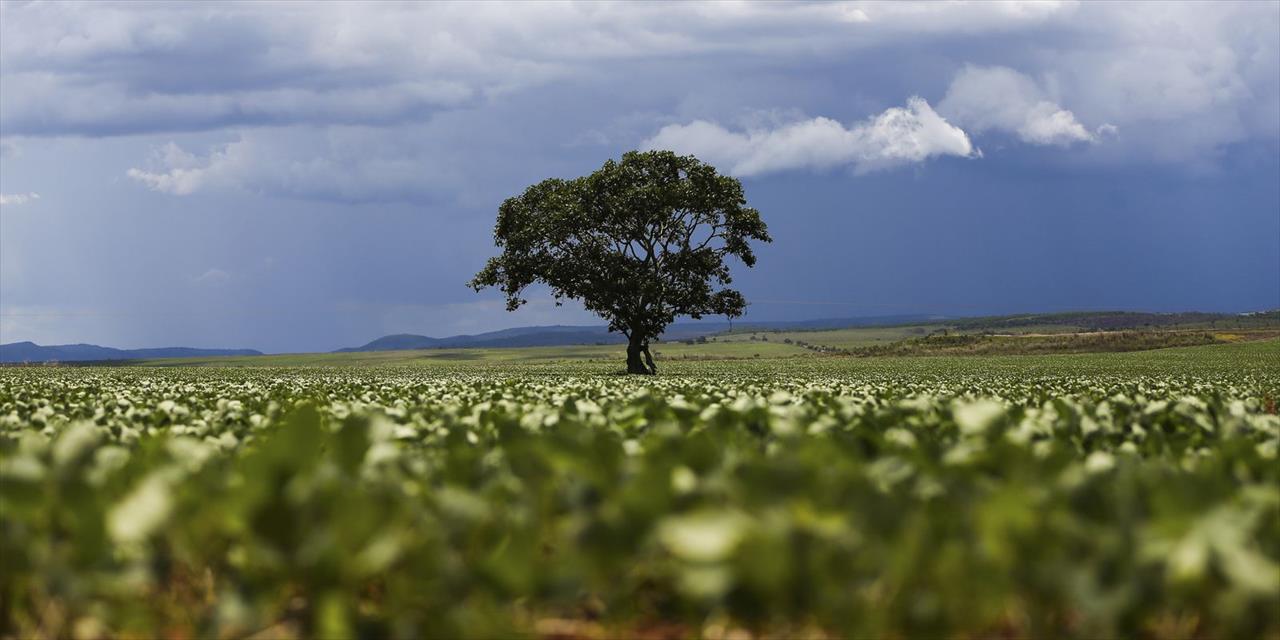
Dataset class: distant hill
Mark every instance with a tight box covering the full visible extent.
[336,315,945,353]
[0,342,263,364]
[337,326,637,352]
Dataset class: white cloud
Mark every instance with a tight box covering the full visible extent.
[191,269,231,287]
[1018,103,1096,145]
[938,65,1110,146]
[642,97,977,176]
[127,142,236,196]
[126,129,468,203]
[0,192,40,206]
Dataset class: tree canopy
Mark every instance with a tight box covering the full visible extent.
[469,150,771,373]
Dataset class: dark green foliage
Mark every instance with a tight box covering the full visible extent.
[951,310,1280,332]
[469,150,770,373]
[847,330,1239,357]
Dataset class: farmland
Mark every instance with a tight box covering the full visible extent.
[2,340,1279,638]
[71,311,1280,369]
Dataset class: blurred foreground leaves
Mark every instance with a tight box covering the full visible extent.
[1,362,1278,638]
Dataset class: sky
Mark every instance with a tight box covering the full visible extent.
[1,0,1277,353]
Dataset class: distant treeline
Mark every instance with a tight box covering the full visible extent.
[951,310,1280,332]
[840,330,1270,357]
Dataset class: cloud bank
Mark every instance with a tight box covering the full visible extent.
[642,98,977,176]
[0,1,1073,137]
[0,0,1273,203]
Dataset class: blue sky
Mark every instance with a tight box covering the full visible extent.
[1,1,1277,352]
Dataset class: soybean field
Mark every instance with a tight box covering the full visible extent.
[2,341,1279,638]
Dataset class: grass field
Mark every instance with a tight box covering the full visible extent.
[713,326,944,350]
[704,311,1280,355]
[2,340,1278,638]
[106,324,1280,369]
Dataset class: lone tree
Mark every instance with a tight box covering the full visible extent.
[469,150,771,374]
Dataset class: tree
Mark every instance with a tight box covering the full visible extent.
[469,150,771,374]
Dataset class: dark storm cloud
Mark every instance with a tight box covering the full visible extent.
[0,2,1124,138]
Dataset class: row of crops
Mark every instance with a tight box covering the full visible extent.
[2,349,1279,638]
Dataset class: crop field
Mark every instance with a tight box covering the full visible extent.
[2,341,1279,639]
[125,340,810,369]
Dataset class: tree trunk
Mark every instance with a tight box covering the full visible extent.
[626,333,653,375]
